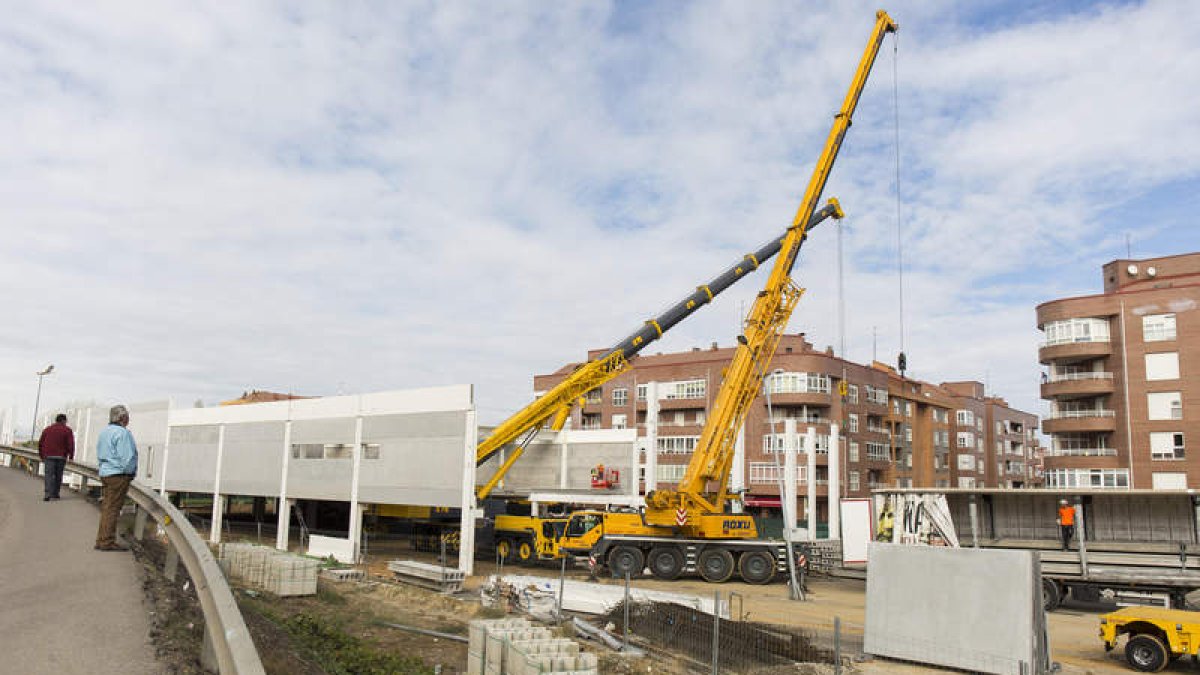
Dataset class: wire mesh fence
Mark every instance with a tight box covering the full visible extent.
[606,600,863,673]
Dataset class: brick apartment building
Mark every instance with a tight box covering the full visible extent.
[533,333,1041,522]
[1038,252,1200,489]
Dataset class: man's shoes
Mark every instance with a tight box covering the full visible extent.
[43,496,50,502]
[94,544,129,552]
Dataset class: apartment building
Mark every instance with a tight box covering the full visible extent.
[1038,253,1200,489]
[533,333,1040,521]
[941,381,1040,488]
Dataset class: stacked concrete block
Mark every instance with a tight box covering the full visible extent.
[217,543,318,597]
[466,618,598,675]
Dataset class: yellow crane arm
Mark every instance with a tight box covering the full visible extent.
[646,10,897,520]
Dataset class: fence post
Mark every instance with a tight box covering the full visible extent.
[623,571,631,651]
[556,555,567,623]
[834,616,841,675]
[711,589,721,675]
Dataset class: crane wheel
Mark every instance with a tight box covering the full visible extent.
[609,545,644,578]
[737,550,776,585]
[1041,579,1061,612]
[1125,633,1169,672]
[496,538,514,563]
[698,548,735,583]
[517,540,534,563]
[648,547,684,580]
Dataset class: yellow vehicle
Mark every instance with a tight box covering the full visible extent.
[1101,606,1200,672]
[491,514,568,564]
[552,10,897,585]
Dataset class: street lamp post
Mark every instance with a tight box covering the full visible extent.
[30,364,54,443]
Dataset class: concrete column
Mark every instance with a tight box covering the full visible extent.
[559,433,569,489]
[783,419,798,539]
[458,406,478,575]
[806,426,817,541]
[158,418,172,495]
[828,423,840,540]
[276,420,293,551]
[645,382,660,492]
[348,416,364,561]
[731,426,746,514]
[629,429,639,499]
[209,424,226,545]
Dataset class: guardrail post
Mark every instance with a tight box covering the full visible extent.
[201,625,218,673]
[134,505,148,541]
[164,541,180,582]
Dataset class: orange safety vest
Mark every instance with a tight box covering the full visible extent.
[1058,505,1075,526]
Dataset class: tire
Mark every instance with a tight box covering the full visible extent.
[1125,633,1169,673]
[698,548,735,583]
[517,539,535,563]
[648,547,684,580]
[496,538,514,563]
[738,550,776,585]
[1042,579,1061,612]
[609,545,644,578]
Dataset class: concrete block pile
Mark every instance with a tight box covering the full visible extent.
[468,618,599,675]
[218,542,319,597]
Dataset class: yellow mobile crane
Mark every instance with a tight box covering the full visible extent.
[555,10,898,584]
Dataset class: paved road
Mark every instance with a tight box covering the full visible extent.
[0,465,159,674]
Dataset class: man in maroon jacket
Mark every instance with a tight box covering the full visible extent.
[38,413,74,501]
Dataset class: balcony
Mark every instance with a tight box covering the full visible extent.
[1041,372,1115,399]
[766,391,832,407]
[1046,447,1117,457]
[1039,338,1111,365]
[1042,409,1117,434]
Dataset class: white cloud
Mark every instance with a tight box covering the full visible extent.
[1,0,1197,431]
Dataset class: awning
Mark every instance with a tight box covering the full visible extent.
[743,497,782,508]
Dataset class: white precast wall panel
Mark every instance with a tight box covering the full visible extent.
[221,422,287,497]
[358,410,470,507]
[166,425,221,492]
[479,429,637,492]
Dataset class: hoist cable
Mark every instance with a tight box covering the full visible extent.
[891,31,907,369]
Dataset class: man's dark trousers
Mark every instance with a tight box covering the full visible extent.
[43,457,65,499]
[1060,524,1074,550]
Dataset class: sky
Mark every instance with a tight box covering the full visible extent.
[2,0,1198,434]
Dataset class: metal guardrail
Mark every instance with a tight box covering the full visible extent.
[1,445,265,675]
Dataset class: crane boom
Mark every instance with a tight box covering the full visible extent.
[475,202,843,499]
[645,10,897,523]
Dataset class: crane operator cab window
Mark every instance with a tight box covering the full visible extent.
[565,513,603,538]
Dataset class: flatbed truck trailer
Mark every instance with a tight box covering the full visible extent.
[875,488,1200,610]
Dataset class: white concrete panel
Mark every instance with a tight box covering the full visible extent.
[865,543,1046,674]
[357,411,471,507]
[484,429,636,492]
[164,425,221,493]
[840,498,872,564]
[220,421,287,497]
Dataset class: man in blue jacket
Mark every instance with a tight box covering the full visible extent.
[95,405,137,551]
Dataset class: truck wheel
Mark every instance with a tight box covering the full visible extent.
[1041,579,1061,612]
[738,551,776,585]
[517,539,534,563]
[1125,634,1169,672]
[609,545,644,578]
[496,538,514,564]
[648,547,684,580]
[698,548,735,583]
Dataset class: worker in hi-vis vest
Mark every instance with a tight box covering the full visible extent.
[1056,499,1075,551]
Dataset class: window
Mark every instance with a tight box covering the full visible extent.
[1152,473,1188,489]
[1145,353,1180,381]
[656,464,688,482]
[1143,313,1177,342]
[674,411,686,426]
[696,411,706,426]
[958,477,976,488]
[362,443,381,460]
[848,414,859,433]
[957,454,977,471]
[905,402,914,417]
[292,443,324,459]
[904,427,913,443]
[748,462,808,485]
[956,410,974,426]
[849,471,860,492]
[849,441,860,462]
[636,384,648,402]
[957,432,974,448]
[611,413,627,430]
[662,379,706,400]
[866,442,888,461]
[892,399,901,415]
[581,413,602,430]
[1043,317,1111,345]
[1147,392,1183,420]
[864,385,888,405]
[657,436,699,454]
[612,388,628,406]
[1045,468,1130,489]
[763,433,829,454]
[584,388,602,404]
[763,372,831,395]
[976,418,983,432]
[848,384,859,404]
[1150,432,1185,460]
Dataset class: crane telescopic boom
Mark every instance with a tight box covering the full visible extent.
[475,201,844,499]
[645,10,898,525]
